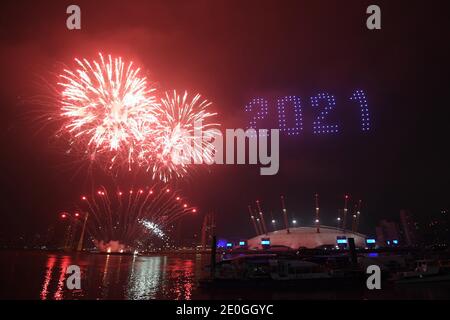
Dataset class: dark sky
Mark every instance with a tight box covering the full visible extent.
[0,0,448,241]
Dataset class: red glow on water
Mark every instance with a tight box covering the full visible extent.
[169,259,194,300]
[54,256,71,300]
[40,256,56,300]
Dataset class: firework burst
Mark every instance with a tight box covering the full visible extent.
[78,185,196,251]
[58,53,159,170]
[55,54,220,181]
[147,90,220,181]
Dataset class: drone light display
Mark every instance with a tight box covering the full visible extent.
[245,89,371,135]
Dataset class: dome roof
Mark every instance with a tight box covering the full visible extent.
[247,225,366,249]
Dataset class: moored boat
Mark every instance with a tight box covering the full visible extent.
[200,254,365,289]
[393,259,450,284]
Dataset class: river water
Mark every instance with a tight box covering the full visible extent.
[0,250,449,300]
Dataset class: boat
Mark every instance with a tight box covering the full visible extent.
[269,259,331,280]
[213,254,275,280]
[200,254,365,289]
[393,259,450,284]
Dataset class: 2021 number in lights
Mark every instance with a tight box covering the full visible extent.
[245,89,371,135]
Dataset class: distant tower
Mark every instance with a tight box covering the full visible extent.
[201,212,215,250]
[376,219,401,246]
[400,209,416,246]
[63,223,76,251]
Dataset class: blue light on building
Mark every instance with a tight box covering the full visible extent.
[216,239,227,248]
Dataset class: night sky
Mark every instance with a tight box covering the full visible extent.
[0,0,448,243]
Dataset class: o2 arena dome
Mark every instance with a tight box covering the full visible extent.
[247,226,367,250]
